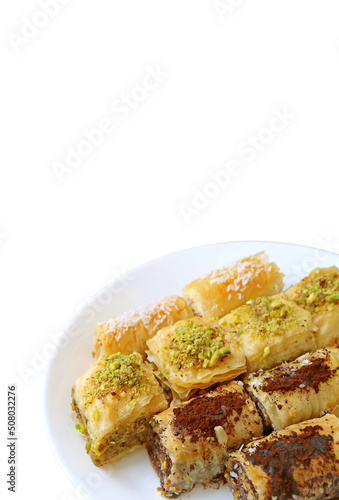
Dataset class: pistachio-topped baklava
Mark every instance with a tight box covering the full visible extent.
[146,317,246,402]
[285,266,339,348]
[72,352,168,466]
[147,382,263,497]
[219,294,317,372]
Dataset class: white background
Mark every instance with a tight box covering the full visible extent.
[1,1,339,499]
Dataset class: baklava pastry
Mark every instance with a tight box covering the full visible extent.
[285,266,339,348]
[226,414,339,500]
[72,352,168,466]
[94,295,193,357]
[245,347,339,431]
[219,294,317,372]
[147,382,263,497]
[182,252,284,319]
[146,317,246,402]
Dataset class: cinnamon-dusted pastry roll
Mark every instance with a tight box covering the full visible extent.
[245,347,339,431]
[285,266,339,348]
[147,382,263,497]
[72,353,168,466]
[182,252,284,319]
[226,414,339,500]
[94,295,193,357]
[219,294,317,372]
[146,317,246,402]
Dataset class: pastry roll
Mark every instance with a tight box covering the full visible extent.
[245,347,339,431]
[219,294,317,372]
[285,266,339,348]
[94,295,192,357]
[226,414,339,500]
[72,352,168,466]
[147,382,263,497]
[182,252,284,319]
[146,317,246,402]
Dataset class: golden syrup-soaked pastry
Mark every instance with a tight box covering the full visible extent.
[147,382,263,497]
[146,317,246,402]
[182,252,284,319]
[332,403,339,418]
[94,295,193,357]
[245,347,339,431]
[71,353,168,466]
[219,294,317,372]
[285,266,339,348]
[226,414,339,500]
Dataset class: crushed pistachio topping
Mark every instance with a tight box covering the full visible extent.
[84,353,147,405]
[293,272,339,312]
[75,423,86,434]
[91,408,100,421]
[260,346,271,362]
[164,320,231,370]
[221,296,295,340]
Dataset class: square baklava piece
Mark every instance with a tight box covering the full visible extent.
[286,266,339,347]
[219,294,317,372]
[146,317,246,402]
[72,352,168,466]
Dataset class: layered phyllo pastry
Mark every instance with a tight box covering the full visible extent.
[182,252,284,319]
[72,352,168,466]
[146,317,246,402]
[285,266,339,348]
[219,294,317,372]
[147,382,263,497]
[94,295,192,357]
[245,347,339,431]
[226,414,339,500]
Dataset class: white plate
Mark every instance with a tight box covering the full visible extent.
[44,241,339,500]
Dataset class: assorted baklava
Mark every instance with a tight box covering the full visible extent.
[71,251,339,498]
